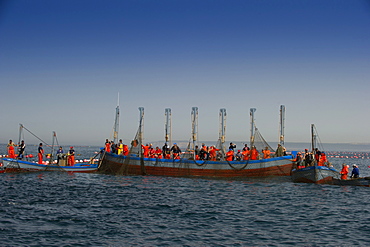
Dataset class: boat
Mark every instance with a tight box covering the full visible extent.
[291,124,341,184]
[329,177,370,187]
[1,125,98,173]
[98,106,295,178]
[1,157,98,173]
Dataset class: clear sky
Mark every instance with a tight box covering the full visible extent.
[1,0,370,146]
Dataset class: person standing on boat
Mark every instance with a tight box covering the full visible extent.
[199,143,208,160]
[117,139,124,155]
[7,140,16,159]
[162,143,170,158]
[350,164,360,178]
[56,146,64,164]
[122,144,129,156]
[68,146,75,166]
[304,149,313,167]
[105,139,110,153]
[262,147,271,159]
[275,144,284,157]
[225,148,234,161]
[314,148,321,164]
[142,144,150,158]
[209,145,220,161]
[250,146,259,160]
[38,143,44,164]
[17,140,26,160]
[171,143,182,159]
[340,163,349,180]
[155,147,163,159]
[235,150,242,161]
[318,152,327,166]
[229,142,236,151]
[294,152,303,169]
[242,147,250,160]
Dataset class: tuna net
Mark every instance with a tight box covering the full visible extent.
[251,128,274,153]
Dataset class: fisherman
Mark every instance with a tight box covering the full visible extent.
[56,146,64,164]
[275,144,284,157]
[7,140,16,159]
[262,147,271,159]
[68,146,75,166]
[304,149,313,167]
[294,152,303,169]
[235,150,242,161]
[122,144,129,156]
[250,146,259,160]
[105,139,110,153]
[242,147,250,160]
[117,139,124,155]
[155,147,163,159]
[208,145,220,161]
[199,143,208,160]
[162,143,170,158]
[318,152,327,166]
[38,143,44,164]
[149,145,156,158]
[242,144,248,151]
[194,145,200,160]
[225,148,234,161]
[314,148,321,164]
[170,143,181,159]
[350,164,360,178]
[17,140,26,160]
[229,142,236,151]
[340,163,349,180]
[142,143,150,158]
[110,141,117,154]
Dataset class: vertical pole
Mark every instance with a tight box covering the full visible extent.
[138,107,144,146]
[165,108,172,147]
[279,105,285,146]
[191,107,198,159]
[250,108,256,146]
[219,108,227,144]
[113,96,120,144]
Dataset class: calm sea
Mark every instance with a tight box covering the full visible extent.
[1,144,370,246]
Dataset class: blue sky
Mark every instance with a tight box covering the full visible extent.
[1,0,370,146]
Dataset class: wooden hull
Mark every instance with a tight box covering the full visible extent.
[329,177,370,187]
[98,152,294,178]
[291,165,340,184]
[1,158,98,173]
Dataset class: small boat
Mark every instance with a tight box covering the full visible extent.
[98,106,295,178]
[291,124,340,184]
[1,125,98,174]
[1,157,98,173]
[291,165,340,184]
[329,177,370,187]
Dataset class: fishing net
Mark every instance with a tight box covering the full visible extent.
[251,128,274,153]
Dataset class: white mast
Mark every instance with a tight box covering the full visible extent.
[113,93,120,144]
[165,108,172,147]
[250,108,256,146]
[279,105,285,146]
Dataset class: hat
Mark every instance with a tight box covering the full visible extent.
[174,143,177,145]
[70,146,73,149]
[352,164,357,167]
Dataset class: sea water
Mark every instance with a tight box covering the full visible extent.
[1,144,370,246]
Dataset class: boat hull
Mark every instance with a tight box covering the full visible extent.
[329,177,370,187]
[98,152,294,178]
[291,165,340,184]
[1,158,98,173]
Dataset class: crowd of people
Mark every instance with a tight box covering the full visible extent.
[6,139,76,166]
[104,140,287,161]
[293,147,361,180]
